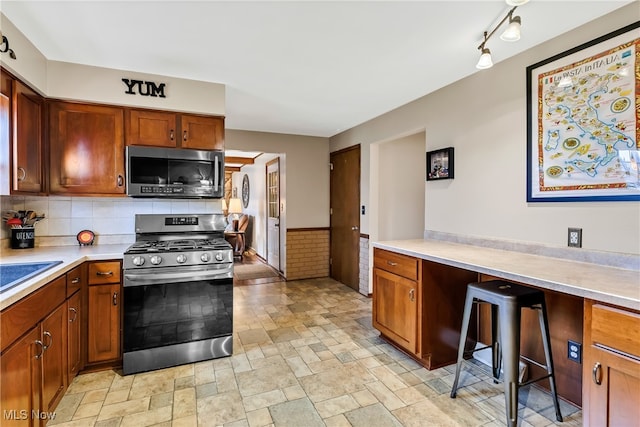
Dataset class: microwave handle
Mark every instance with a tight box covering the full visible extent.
[214,155,220,190]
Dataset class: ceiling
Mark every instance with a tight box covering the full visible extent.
[0,1,634,138]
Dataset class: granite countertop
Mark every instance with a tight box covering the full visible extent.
[0,244,129,311]
[373,239,640,311]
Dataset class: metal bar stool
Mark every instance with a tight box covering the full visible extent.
[450,280,562,427]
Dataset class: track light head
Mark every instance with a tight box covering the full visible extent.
[476,48,493,69]
[500,15,521,42]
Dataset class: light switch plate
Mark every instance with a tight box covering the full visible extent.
[568,228,582,248]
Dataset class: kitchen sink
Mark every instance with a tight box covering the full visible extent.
[0,261,63,293]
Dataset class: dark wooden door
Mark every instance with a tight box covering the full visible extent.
[66,291,82,382]
[330,145,360,291]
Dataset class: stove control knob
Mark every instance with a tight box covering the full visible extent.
[150,255,162,265]
[215,252,224,262]
[200,253,211,262]
[176,254,187,264]
[132,256,145,266]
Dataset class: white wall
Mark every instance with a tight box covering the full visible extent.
[375,132,425,241]
[330,4,640,255]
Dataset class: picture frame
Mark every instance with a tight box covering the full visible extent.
[526,22,640,202]
[426,147,454,181]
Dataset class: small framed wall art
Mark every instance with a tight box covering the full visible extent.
[426,147,454,181]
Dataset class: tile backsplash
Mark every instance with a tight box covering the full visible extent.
[1,195,224,247]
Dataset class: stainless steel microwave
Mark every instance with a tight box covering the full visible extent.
[126,146,223,198]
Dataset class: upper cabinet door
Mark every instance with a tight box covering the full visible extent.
[12,81,45,194]
[180,115,224,150]
[125,109,177,147]
[49,101,125,195]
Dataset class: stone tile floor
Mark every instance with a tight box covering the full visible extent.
[49,278,581,427]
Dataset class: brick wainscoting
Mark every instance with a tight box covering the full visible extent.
[359,235,369,296]
[286,228,330,280]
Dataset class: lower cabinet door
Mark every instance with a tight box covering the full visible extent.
[67,291,82,381]
[372,267,418,354]
[0,327,42,427]
[88,284,121,363]
[41,303,67,413]
[584,345,640,426]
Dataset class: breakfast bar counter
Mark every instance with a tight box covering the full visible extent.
[373,239,639,311]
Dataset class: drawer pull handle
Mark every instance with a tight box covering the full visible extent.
[592,362,602,385]
[387,261,398,266]
[71,277,80,284]
[117,175,124,187]
[35,340,44,359]
[113,292,118,306]
[69,307,78,322]
[96,271,114,277]
[409,288,415,302]
[183,130,188,141]
[43,331,53,350]
[170,129,175,141]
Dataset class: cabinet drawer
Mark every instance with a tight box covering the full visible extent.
[373,248,418,280]
[66,264,85,297]
[88,261,121,285]
[591,304,640,358]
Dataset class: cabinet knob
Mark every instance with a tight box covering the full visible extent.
[17,167,26,182]
[170,129,175,141]
[69,307,78,322]
[117,175,124,187]
[113,292,118,306]
[592,362,602,385]
[183,130,188,141]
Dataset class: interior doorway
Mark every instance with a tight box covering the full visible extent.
[330,145,360,291]
[266,158,281,272]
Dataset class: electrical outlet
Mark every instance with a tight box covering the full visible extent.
[568,228,582,248]
[568,340,582,363]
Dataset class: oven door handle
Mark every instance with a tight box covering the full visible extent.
[124,269,232,286]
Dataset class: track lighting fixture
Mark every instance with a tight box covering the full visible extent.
[476,2,526,69]
[0,31,17,60]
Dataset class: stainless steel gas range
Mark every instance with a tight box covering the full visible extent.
[122,213,233,375]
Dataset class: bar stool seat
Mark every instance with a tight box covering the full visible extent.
[450,280,562,427]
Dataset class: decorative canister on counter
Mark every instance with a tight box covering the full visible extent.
[11,227,35,249]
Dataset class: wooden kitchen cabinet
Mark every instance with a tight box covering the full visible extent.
[12,80,45,194]
[0,275,68,425]
[0,70,45,195]
[125,108,224,150]
[40,302,67,413]
[373,249,421,355]
[372,248,477,369]
[87,261,122,365]
[583,300,640,426]
[66,290,82,381]
[48,101,125,195]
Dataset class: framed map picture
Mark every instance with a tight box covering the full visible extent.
[526,22,640,202]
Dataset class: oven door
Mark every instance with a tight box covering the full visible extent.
[123,264,233,374]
